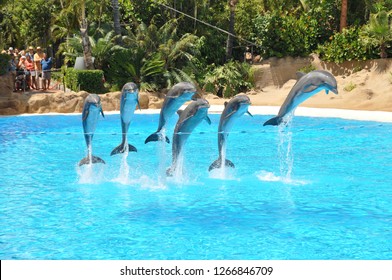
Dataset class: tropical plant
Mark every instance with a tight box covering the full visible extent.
[360,10,392,58]
[317,27,377,63]
[203,61,253,98]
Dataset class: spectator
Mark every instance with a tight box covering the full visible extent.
[25,55,36,89]
[26,46,35,61]
[41,53,52,91]
[33,46,45,89]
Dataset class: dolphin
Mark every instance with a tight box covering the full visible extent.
[263,70,338,126]
[167,99,211,176]
[111,82,140,155]
[79,93,105,166]
[145,81,197,144]
[209,95,252,171]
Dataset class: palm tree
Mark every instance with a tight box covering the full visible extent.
[80,0,94,69]
[361,10,392,58]
[226,0,238,61]
[111,0,122,44]
[340,0,348,31]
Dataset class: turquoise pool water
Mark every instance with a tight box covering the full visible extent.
[0,113,391,260]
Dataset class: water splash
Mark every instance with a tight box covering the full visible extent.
[77,163,105,184]
[157,128,168,185]
[112,151,130,185]
[277,113,294,181]
[256,170,308,186]
[208,145,236,180]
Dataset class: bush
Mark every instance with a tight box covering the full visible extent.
[65,68,106,93]
[203,61,253,98]
[0,53,10,76]
[317,27,378,63]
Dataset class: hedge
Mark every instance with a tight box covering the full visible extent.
[0,53,10,76]
[65,68,105,93]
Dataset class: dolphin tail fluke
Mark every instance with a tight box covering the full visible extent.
[145,132,170,144]
[208,158,235,171]
[110,143,138,156]
[78,155,106,166]
[263,116,282,126]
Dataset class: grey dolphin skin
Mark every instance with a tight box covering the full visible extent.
[145,81,197,144]
[209,95,252,171]
[79,93,105,166]
[264,70,338,126]
[111,82,140,155]
[167,99,211,176]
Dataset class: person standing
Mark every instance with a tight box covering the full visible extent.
[41,53,52,90]
[33,46,45,89]
[25,55,36,89]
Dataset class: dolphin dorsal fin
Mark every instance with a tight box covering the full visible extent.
[177,110,183,116]
[296,72,306,80]
[205,115,212,125]
[247,110,253,117]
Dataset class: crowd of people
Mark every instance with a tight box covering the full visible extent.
[2,46,53,92]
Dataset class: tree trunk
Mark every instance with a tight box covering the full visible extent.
[340,0,348,31]
[80,2,94,69]
[112,0,122,44]
[226,0,237,61]
[380,43,387,58]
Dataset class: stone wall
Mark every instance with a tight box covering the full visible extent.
[252,54,392,89]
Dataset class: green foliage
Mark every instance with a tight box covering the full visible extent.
[252,2,338,59]
[317,27,377,63]
[298,64,316,73]
[65,68,105,93]
[203,61,253,98]
[360,10,392,58]
[0,53,10,75]
[344,82,357,92]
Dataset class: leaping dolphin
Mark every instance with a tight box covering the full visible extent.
[209,95,252,171]
[145,82,197,144]
[111,82,140,156]
[167,99,211,176]
[79,94,105,166]
[263,70,338,126]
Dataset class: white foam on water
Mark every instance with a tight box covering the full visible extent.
[77,163,105,184]
[112,152,131,185]
[256,170,309,186]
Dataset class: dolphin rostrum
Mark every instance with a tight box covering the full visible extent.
[145,82,197,144]
[167,99,211,176]
[79,93,105,166]
[209,95,252,171]
[111,82,140,156]
[264,70,338,126]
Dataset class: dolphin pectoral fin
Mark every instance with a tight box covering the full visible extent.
[247,110,253,117]
[208,158,235,171]
[263,116,282,126]
[79,155,106,166]
[100,108,105,118]
[326,89,329,94]
[145,132,170,144]
[177,110,183,116]
[204,115,212,125]
[82,109,89,121]
[224,111,236,119]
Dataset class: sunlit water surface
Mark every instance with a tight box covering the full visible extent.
[0,113,391,260]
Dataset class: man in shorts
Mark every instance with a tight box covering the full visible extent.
[33,46,44,89]
[41,53,53,90]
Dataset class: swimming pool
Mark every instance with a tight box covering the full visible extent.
[1,111,391,260]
